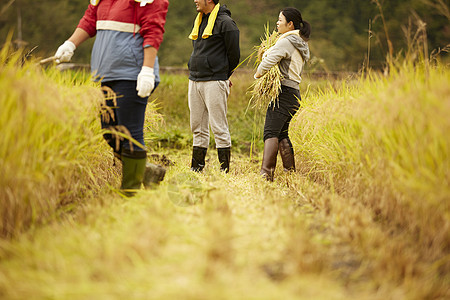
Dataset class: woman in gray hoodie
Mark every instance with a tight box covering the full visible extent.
[254,7,311,181]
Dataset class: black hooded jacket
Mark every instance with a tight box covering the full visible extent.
[188,5,240,81]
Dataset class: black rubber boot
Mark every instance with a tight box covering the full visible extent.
[217,147,231,173]
[278,138,295,172]
[260,137,278,181]
[121,149,147,196]
[143,162,166,189]
[191,146,207,172]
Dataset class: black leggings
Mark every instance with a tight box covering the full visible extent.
[263,85,300,142]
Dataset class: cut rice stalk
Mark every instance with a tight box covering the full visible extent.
[248,26,282,109]
[249,66,282,109]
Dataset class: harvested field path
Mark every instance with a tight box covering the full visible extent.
[0,151,370,300]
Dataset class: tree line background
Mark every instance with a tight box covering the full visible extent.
[1,0,449,71]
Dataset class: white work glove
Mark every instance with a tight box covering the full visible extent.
[136,66,155,98]
[54,41,76,64]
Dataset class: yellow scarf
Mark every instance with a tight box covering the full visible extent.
[188,3,220,40]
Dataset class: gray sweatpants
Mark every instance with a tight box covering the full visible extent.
[188,80,231,148]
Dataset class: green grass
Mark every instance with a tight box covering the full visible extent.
[146,71,268,155]
[146,71,350,157]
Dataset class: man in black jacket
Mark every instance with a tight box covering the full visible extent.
[188,0,240,173]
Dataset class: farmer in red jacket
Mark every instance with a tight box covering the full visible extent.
[54,0,169,195]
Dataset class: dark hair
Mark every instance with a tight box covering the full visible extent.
[213,0,219,4]
[280,7,311,40]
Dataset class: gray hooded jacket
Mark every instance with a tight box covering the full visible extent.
[256,30,310,90]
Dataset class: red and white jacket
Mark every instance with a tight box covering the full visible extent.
[77,0,169,82]
[78,0,169,49]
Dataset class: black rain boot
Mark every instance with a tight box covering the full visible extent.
[217,147,231,173]
[143,162,166,189]
[191,146,207,172]
[278,138,295,172]
[121,148,147,196]
[260,137,279,181]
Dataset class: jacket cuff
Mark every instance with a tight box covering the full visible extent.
[77,23,96,37]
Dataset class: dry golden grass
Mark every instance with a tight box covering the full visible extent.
[290,62,450,298]
[0,44,448,299]
[0,45,118,238]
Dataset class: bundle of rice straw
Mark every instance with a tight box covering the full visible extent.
[248,25,281,109]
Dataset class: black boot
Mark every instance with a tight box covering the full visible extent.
[278,138,295,172]
[121,148,147,196]
[260,138,278,181]
[217,147,231,173]
[191,146,207,172]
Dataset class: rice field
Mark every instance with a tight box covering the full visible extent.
[0,43,448,299]
[0,44,120,239]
